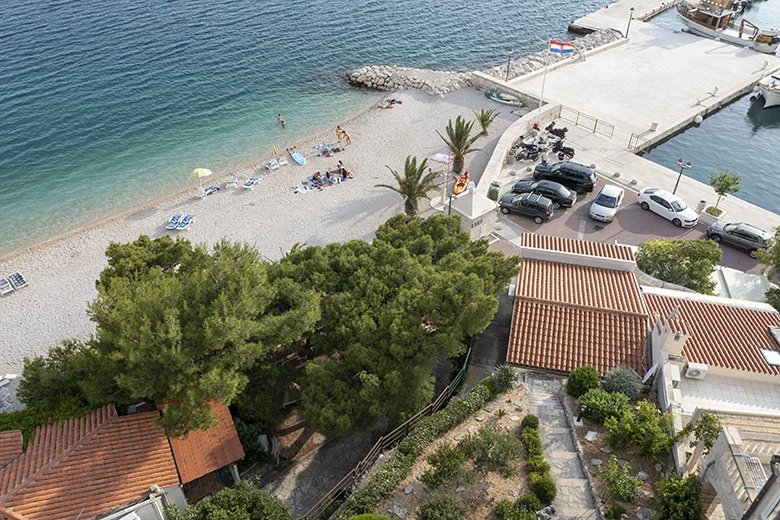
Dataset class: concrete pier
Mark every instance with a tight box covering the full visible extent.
[569,0,676,34]
[505,20,780,227]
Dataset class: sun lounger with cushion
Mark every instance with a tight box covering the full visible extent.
[243,176,260,190]
[166,214,183,230]
[265,160,280,171]
[177,214,195,230]
[226,176,239,189]
[277,156,289,167]
[0,278,13,296]
[202,186,219,197]
[8,272,27,290]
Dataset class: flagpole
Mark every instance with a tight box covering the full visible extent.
[538,53,548,115]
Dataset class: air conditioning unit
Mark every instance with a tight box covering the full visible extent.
[684,362,708,380]
[670,364,681,388]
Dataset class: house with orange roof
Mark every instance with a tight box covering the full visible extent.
[0,401,244,520]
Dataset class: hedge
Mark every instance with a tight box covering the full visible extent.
[334,382,494,519]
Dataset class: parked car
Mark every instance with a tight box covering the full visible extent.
[499,193,554,224]
[636,188,698,228]
[511,179,577,209]
[589,184,625,223]
[707,222,772,258]
[533,161,596,194]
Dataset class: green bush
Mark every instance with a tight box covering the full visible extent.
[600,456,640,502]
[234,417,273,470]
[566,365,600,398]
[529,472,557,505]
[521,427,544,458]
[422,444,467,489]
[165,480,292,520]
[579,389,629,424]
[515,493,541,512]
[527,455,550,475]
[496,499,536,520]
[605,505,627,519]
[679,410,721,453]
[491,364,519,394]
[603,367,643,400]
[349,516,391,520]
[656,474,703,520]
[520,414,539,430]
[418,495,468,520]
[335,382,493,519]
[459,425,524,477]
[604,400,675,458]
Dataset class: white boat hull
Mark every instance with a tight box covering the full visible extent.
[759,77,780,108]
[679,15,780,54]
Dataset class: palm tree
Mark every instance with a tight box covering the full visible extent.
[376,156,439,218]
[437,116,480,174]
[473,109,499,136]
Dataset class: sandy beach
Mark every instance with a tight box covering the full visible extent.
[0,88,518,388]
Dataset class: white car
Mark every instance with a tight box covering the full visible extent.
[589,184,625,223]
[636,188,698,228]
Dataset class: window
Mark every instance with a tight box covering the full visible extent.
[760,349,780,367]
[595,193,618,208]
[670,200,687,212]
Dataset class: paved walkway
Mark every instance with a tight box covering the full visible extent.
[570,0,675,33]
[526,373,597,520]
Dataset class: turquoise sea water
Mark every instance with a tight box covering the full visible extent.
[645,3,780,213]
[0,0,612,256]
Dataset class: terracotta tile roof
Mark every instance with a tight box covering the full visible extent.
[644,294,780,376]
[0,405,179,520]
[521,234,636,261]
[0,433,22,470]
[518,259,646,315]
[169,402,245,484]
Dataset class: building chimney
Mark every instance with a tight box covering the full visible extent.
[664,329,690,357]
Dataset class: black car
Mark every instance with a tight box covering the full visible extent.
[533,161,596,194]
[499,193,554,224]
[707,222,772,258]
[511,179,577,209]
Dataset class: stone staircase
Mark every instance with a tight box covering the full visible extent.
[525,373,598,520]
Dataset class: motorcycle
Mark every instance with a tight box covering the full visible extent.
[544,121,569,139]
[551,140,575,159]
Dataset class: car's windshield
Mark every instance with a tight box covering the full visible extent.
[556,186,571,197]
[550,164,562,173]
[670,200,687,212]
[595,193,617,208]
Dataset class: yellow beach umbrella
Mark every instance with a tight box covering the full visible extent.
[190,168,213,187]
[271,144,279,157]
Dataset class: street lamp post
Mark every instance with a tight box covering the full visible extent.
[673,158,693,195]
[625,7,635,38]
[505,48,513,82]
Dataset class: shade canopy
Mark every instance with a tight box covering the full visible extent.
[190,168,213,179]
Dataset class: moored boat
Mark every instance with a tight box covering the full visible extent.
[758,73,780,109]
[485,90,523,107]
[676,0,780,54]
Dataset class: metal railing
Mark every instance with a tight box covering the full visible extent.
[627,133,650,153]
[559,105,615,138]
[298,346,473,520]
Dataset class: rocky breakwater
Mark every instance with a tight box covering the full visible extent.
[346,29,622,96]
[347,66,472,97]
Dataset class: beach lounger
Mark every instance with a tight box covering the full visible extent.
[243,176,260,190]
[0,402,11,413]
[265,160,280,171]
[8,272,27,290]
[203,186,219,197]
[166,214,183,230]
[226,176,239,189]
[177,214,195,230]
[277,156,289,167]
[0,278,13,296]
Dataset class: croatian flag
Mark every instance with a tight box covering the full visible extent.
[550,40,574,54]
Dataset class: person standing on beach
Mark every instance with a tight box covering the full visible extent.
[336,125,344,142]
[343,129,352,145]
[278,114,286,127]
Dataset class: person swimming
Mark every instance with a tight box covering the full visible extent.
[278,114,286,127]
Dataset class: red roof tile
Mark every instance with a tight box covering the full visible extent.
[521,234,636,261]
[0,433,22,470]
[644,294,780,375]
[508,299,648,375]
[169,402,245,484]
[0,405,179,520]
[518,259,646,315]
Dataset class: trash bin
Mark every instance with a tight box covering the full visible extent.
[696,200,706,213]
[488,181,501,201]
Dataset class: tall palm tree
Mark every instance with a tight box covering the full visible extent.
[437,116,480,174]
[473,109,499,136]
[376,156,439,218]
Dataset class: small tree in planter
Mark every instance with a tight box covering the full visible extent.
[707,170,741,217]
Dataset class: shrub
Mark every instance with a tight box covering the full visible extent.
[603,367,642,400]
[234,417,273,470]
[679,410,721,453]
[600,456,641,502]
[566,365,600,398]
[527,455,550,475]
[491,364,519,394]
[579,389,629,424]
[529,472,557,505]
[656,474,703,520]
[515,493,541,512]
[460,425,524,477]
[349,516,391,520]
[418,495,468,520]
[496,499,536,520]
[521,427,544,458]
[422,444,467,489]
[165,480,292,520]
[605,505,627,519]
[520,414,539,430]
[604,400,675,458]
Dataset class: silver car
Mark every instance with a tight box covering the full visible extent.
[707,222,772,258]
[589,184,625,223]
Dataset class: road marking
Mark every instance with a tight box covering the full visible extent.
[577,219,586,240]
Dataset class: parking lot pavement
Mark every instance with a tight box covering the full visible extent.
[497,177,766,275]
